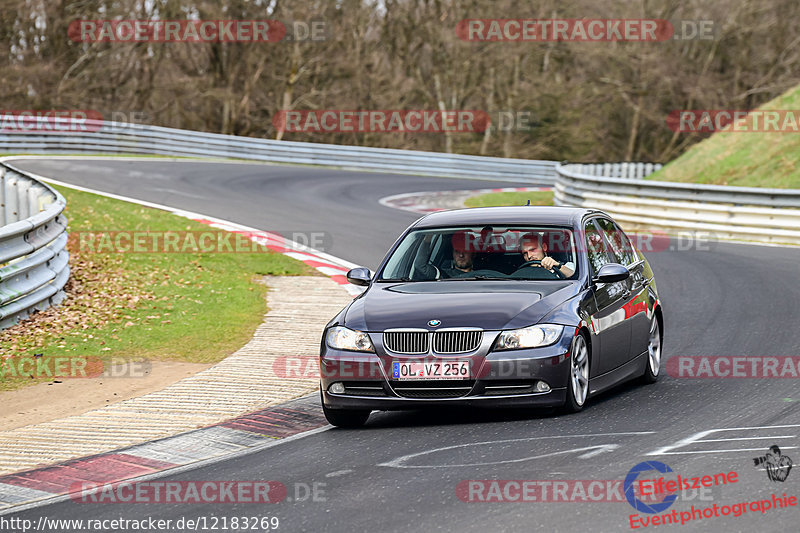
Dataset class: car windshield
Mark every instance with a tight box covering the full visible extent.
[378,226,578,281]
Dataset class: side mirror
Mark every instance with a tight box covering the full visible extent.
[594,263,630,283]
[346,267,372,287]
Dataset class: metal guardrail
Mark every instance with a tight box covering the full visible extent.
[0,120,558,184]
[561,162,663,180]
[0,163,69,329]
[555,163,800,245]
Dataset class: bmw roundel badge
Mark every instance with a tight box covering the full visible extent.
[428,319,442,327]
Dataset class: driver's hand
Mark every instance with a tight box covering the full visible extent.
[540,256,559,271]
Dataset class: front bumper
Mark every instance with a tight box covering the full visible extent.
[320,328,574,411]
[321,388,567,410]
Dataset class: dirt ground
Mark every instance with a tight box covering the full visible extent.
[0,360,211,431]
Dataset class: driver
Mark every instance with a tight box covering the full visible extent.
[519,233,575,277]
[414,231,474,279]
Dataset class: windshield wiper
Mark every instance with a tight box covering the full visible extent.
[441,275,505,281]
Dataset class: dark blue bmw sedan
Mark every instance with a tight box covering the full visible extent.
[320,207,663,427]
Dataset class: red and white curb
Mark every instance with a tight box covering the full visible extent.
[173,213,364,296]
[0,396,327,512]
[380,186,552,214]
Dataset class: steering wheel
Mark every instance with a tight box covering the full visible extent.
[514,259,566,280]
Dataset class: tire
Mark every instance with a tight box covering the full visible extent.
[322,403,370,428]
[562,333,590,413]
[641,316,662,384]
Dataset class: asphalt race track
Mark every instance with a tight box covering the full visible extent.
[8,158,800,531]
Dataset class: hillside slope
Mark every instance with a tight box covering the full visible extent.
[650,84,800,188]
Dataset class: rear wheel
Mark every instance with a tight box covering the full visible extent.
[562,333,590,413]
[642,317,662,384]
[322,402,370,428]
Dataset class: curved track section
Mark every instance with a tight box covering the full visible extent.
[8,158,800,531]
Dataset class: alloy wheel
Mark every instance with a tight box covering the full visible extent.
[648,318,661,377]
[571,335,589,406]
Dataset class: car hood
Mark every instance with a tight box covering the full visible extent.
[344,280,579,331]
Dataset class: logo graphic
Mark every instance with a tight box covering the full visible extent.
[428,319,441,327]
[753,445,793,482]
[624,461,678,514]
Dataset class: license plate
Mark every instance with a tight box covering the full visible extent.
[391,361,470,380]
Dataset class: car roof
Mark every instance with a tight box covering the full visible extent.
[411,206,601,229]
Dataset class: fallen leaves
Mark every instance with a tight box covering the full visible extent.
[0,252,158,357]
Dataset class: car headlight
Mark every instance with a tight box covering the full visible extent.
[494,324,564,350]
[326,326,375,352]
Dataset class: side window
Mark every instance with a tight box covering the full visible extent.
[613,222,638,265]
[596,218,636,266]
[584,220,611,276]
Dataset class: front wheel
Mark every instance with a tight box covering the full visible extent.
[641,317,662,384]
[322,402,370,428]
[562,333,590,413]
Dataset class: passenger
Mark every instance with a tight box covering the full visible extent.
[519,232,575,277]
[449,231,475,275]
[414,231,475,279]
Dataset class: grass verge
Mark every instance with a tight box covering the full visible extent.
[464,190,554,208]
[0,185,317,391]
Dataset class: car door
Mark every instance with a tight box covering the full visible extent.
[596,218,650,361]
[584,218,632,375]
